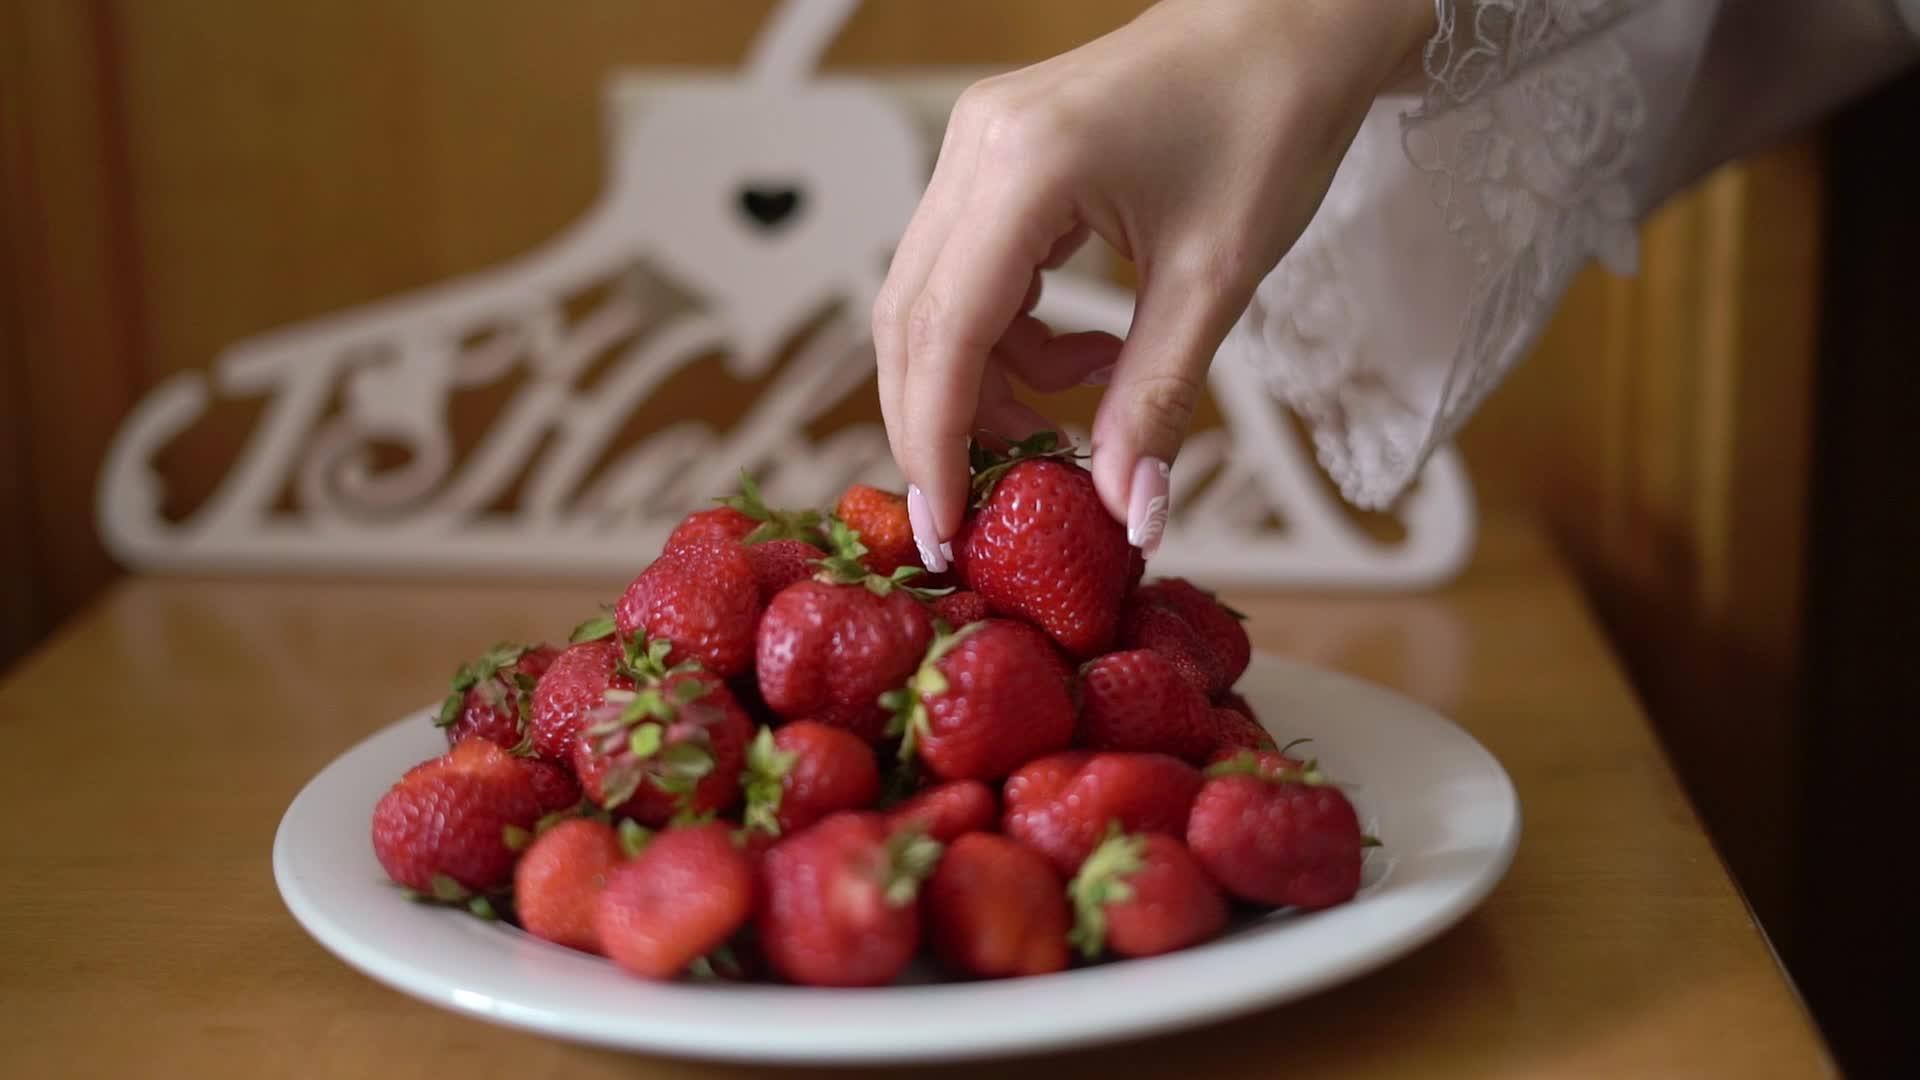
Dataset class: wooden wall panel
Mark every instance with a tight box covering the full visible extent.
[0,0,143,663]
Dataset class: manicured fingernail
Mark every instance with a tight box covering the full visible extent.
[907,484,949,572]
[938,541,953,562]
[1126,458,1171,558]
[1082,365,1115,386]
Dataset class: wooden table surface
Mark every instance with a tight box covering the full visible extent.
[0,518,1830,1078]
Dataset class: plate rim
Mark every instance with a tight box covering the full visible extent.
[274,653,1521,1064]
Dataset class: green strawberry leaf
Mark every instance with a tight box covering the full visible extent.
[1065,824,1145,960]
[598,763,644,811]
[741,727,796,837]
[617,820,654,858]
[501,824,532,852]
[879,823,944,908]
[720,470,827,547]
[570,613,617,643]
[428,874,471,903]
[627,722,665,760]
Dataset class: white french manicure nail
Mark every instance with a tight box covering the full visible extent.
[906,484,949,573]
[1126,458,1171,558]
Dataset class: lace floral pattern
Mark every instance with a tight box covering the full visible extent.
[1232,0,1658,509]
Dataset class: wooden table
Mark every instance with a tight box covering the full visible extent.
[0,518,1831,1078]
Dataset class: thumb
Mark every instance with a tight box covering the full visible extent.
[1088,264,1251,557]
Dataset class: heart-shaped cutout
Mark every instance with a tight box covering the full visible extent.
[738,186,804,231]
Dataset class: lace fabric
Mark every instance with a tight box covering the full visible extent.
[1229,0,1718,509]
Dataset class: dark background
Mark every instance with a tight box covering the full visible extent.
[1797,67,1919,1076]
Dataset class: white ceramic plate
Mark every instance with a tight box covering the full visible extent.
[274,653,1520,1064]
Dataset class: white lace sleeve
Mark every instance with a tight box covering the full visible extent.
[1224,0,1722,510]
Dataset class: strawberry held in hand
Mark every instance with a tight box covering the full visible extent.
[741,722,882,837]
[1003,751,1203,874]
[435,642,557,754]
[754,521,937,742]
[925,833,1070,979]
[758,812,942,987]
[951,433,1131,658]
[1068,828,1228,959]
[372,737,541,905]
[572,672,751,827]
[1187,753,1372,910]
[889,620,1076,782]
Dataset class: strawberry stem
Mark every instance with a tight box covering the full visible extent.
[720,470,828,548]
[967,430,1085,505]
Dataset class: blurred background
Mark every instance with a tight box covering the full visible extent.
[2,1,1913,1071]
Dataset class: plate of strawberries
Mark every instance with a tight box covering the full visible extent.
[274,437,1520,1064]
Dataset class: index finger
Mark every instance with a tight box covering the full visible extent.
[898,180,1069,539]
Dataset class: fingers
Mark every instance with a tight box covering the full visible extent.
[995,317,1124,392]
[896,176,1066,549]
[973,366,1060,449]
[1088,260,1252,556]
[873,113,982,468]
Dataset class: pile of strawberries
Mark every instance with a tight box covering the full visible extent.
[371,435,1373,986]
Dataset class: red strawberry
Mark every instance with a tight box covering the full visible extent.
[929,590,990,629]
[529,636,636,762]
[664,507,757,553]
[757,812,940,987]
[1215,689,1258,723]
[924,833,1070,978]
[665,473,822,555]
[519,758,583,814]
[513,818,627,953]
[1068,829,1227,958]
[886,779,997,843]
[572,673,752,826]
[891,620,1075,782]
[799,701,897,744]
[1137,578,1251,689]
[742,722,882,837]
[1204,705,1277,757]
[745,538,822,602]
[1187,755,1370,909]
[1118,599,1222,696]
[615,538,762,678]
[951,434,1130,659]
[435,643,558,753]
[596,823,755,980]
[1002,751,1203,874]
[755,572,934,741]
[1077,649,1214,764]
[371,738,540,901]
[836,483,922,576]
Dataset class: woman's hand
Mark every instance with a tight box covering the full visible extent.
[872,0,1434,567]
